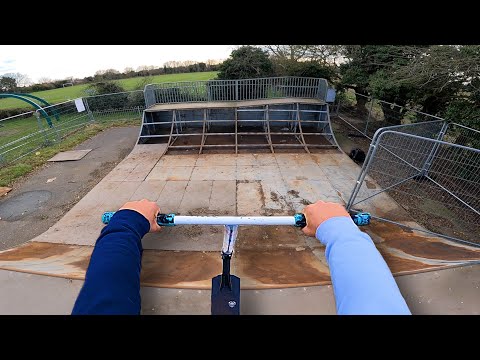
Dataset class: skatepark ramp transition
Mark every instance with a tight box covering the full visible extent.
[140,77,339,153]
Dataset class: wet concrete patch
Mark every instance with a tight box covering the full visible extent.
[377,246,437,273]
[141,250,221,288]
[236,225,304,249]
[365,179,377,189]
[366,221,480,261]
[235,248,330,288]
[0,190,52,221]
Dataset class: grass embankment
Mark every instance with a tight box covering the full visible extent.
[0,114,37,147]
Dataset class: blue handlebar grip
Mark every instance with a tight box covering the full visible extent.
[157,213,175,226]
[294,213,307,227]
[102,211,116,224]
[101,211,176,226]
[294,212,371,228]
[351,212,371,226]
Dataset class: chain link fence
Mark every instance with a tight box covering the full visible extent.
[346,121,480,246]
[0,90,145,167]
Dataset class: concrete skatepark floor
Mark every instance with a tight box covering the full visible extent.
[0,125,479,314]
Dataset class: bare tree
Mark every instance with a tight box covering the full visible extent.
[181,60,196,67]
[163,61,180,69]
[264,45,343,64]
[206,59,223,66]
[136,65,155,71]
[2,72,32,87]
[38,77,52,84]
[306,45,344,65]
[264,45,311,61]
[391,45,480,91]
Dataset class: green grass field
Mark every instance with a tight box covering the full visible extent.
[0,71,218,111]
[0,114,38,147]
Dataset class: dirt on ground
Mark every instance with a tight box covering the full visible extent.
[0,126,139,250]
[330,115,371,154]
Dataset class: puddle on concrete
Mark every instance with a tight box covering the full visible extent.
[0,190,52,221]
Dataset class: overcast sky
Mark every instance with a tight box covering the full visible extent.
[0,45,236,83]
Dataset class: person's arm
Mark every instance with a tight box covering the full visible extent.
[303,201,411,315]
[72,200,161,315]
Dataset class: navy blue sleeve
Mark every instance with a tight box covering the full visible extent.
[71,209,150,315]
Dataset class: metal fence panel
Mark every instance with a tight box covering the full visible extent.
[347,127,480,246]
[444,122,480,149]
[0,91,145,169]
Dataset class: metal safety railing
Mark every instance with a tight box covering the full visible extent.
[144,77,329,107]
[0,91,145,168]
[346,121,480,246]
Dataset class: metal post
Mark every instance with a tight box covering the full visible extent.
[35,111,49,145]
[295,103,310,154]
[420,121,449,176]
[346,140,381,210]
[234,108,238,154]
[264,105,274,153]
[84,98,95,122]
[235,80,239,101]
[199,108,207,155]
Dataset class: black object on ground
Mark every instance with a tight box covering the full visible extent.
[349,148,366,163]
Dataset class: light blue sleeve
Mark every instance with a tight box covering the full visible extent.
[316,216,411,315]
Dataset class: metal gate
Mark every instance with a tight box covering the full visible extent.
[346,121,480,246]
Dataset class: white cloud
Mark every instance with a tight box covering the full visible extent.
[0,45,236,82]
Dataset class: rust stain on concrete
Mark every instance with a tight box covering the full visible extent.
[1,219,479,290]
[69,257,91,272]
[0,242,74,261]
[365,221,480,261]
